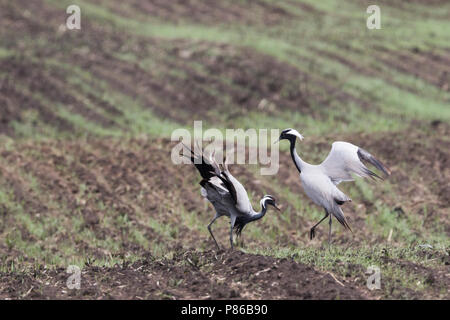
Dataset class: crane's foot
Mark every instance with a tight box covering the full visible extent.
[309,228,316,240]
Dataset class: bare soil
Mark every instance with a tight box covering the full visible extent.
[0,249,370,300]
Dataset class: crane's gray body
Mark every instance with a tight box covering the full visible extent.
[200,177,238,218]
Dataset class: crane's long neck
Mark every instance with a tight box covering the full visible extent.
[250,201,269,221]
[289,138,305,173]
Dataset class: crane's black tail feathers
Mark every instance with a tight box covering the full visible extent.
[333,207,353,233]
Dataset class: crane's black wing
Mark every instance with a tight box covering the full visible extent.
[183,144,237,204]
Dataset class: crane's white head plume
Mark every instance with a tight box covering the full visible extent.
[260,195,280,211]
[276,128,304,143]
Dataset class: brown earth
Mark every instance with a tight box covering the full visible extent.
[0,249,370,300]
[92,0,295,26]
[1,23,314,127]
[374,46,450,92]
[0,0,377,131]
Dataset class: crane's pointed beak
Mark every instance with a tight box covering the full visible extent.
[273,138,280,144]
[274,204,281,211]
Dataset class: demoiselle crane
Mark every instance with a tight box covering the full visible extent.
[276,129,391,243]
[183,144,280,250]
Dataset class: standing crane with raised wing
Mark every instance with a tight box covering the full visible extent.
[184,144,280,250]
[276,128,391,243]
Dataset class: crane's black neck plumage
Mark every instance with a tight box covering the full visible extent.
[233,200,268,236]
[253,202,269,221]
[288,137,302,173]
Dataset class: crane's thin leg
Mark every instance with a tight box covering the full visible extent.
[229,215,236,250]
[207,214,221,250]
[310,210,329,240]
[328,214,332,245]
